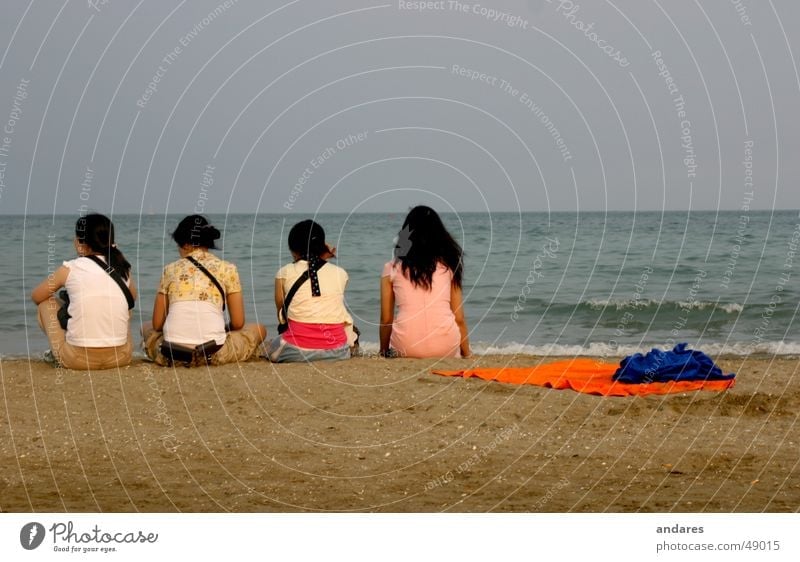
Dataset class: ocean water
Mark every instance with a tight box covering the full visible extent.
[2,211,798,358]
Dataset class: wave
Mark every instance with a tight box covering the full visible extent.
[470,340,800,357]
[580,298,744,314]
[355,340,799,358]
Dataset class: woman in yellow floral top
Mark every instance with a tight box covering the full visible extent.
[142,215,267,365]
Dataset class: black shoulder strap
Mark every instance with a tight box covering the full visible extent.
[84,255,135,310]
[186,256,226,311]
[279,261,327,323]
[279,270,309,325]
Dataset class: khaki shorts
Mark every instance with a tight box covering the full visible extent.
[143,324,265,366]
[38,298,133,370]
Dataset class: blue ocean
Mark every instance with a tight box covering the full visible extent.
[2,211,798,358]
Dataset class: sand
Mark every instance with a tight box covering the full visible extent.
[0,355,798,512]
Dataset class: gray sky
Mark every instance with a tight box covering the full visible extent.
[0,0,798,214]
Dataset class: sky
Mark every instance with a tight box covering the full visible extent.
[0,0,798,214]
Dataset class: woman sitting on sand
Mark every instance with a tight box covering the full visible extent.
[380,206,471,358]
[267,219,355,362]
[142,215,267,366]
[32,213,136,370]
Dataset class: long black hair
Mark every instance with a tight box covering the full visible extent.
[172,215,221,249]
[395,205,463,290]
[75,213,131,280]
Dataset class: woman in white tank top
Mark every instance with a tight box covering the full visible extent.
[31,214,136,370]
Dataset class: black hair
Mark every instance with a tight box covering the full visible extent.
[75,213,131,280]
[288,219,327,259]
[395,205,463,290]
[172,215,221,249]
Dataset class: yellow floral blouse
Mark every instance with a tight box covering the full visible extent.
[158,249,241,307]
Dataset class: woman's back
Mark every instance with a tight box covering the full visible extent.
[268,219,353,362]
[380,205,470,359]
[276,260,349,324]
[383,260,460,357]
[63,255,131,347]
[159,249,239,346]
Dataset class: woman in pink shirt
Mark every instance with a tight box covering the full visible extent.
[380,206,471,358]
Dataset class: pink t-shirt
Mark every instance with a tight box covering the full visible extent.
[382,260,461,358]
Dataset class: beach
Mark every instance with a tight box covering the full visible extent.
[1,355,797,512]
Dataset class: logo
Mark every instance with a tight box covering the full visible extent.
[20,522,45,550]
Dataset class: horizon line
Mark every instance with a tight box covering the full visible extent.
[3,208,799,216]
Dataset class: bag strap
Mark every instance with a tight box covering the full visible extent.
[84,255,135,310]
[279,271,309,325]
[186,256,226,311]
[279,261,326,324]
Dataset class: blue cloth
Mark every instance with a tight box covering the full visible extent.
[613,343,735,383]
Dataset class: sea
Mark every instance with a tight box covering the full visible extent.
[2,210,798,358]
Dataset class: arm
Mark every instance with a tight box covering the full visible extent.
[226,291,245,331]
[450,283,471,358]
[31,265,69,304]
[379,275,395,355]
[320,243,337,261]
[128,276,138,301]
[152,293,168,331]
[274,278,285,321]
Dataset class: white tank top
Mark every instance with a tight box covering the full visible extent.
[63,256,131,347]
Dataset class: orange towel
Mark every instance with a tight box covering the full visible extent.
[431,358,735,396]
